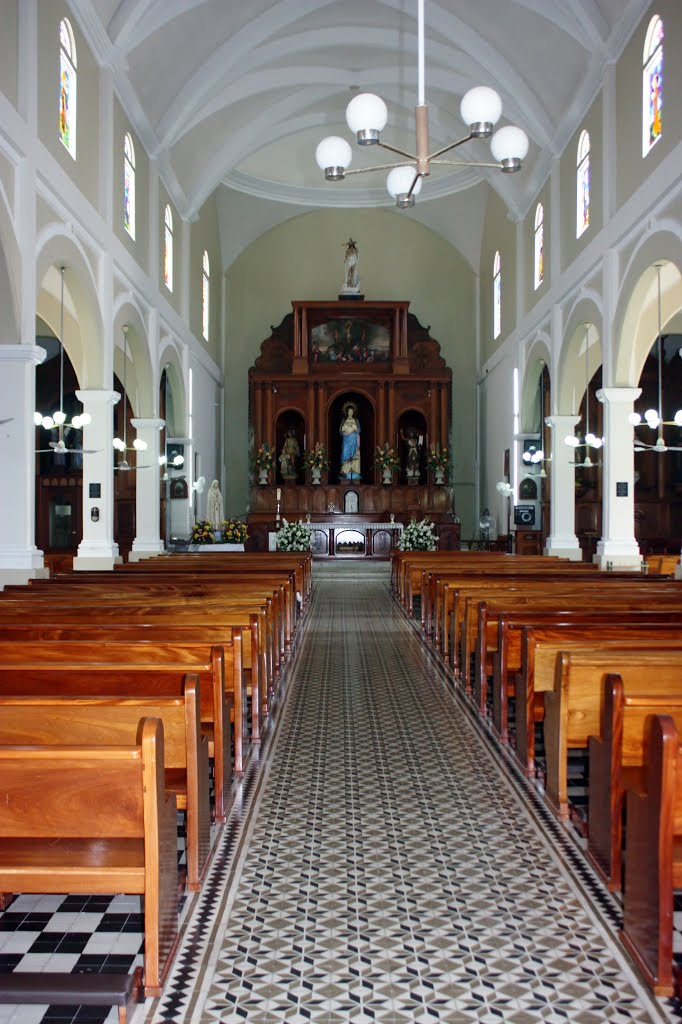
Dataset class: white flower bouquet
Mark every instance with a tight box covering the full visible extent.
[275,518,312,552]
[399,516,437,551]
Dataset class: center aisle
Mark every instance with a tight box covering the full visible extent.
[152,564,662,1024]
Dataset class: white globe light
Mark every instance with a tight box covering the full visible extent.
[79,412,92,425]
[41,416,54,429]
[592,437,603,449]
[675,410,682,426]
[346,93,388,135]
[386,165,422,198]
[71,415,81,429]
[644,408,660,426]
[460,86,502,129]
[585,432,596,446]
[133,438,148,451]
[491,125,529,164]
[315,136,352,172]
[530,449,543,463]
[53,410,66,425]
[628,412,642,425]
[173,454,184,466]
[565,435,580,448]
[113,436,125,451]
[34,411,43,425]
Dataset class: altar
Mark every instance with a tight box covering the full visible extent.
[246,298,459,558]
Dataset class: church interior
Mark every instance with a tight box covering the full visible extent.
[0,1,682,1022]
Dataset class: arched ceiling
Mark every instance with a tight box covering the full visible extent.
[74,0,649,264]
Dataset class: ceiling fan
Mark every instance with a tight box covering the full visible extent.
[565,325,603,468]
[113,325,151,472]
[629,264,682,454]
[35,266,100,457]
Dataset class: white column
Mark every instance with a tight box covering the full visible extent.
[595,387,642,569]
[129,417,165,560]
[544,415,582,560]
[73,389,122,570]
[0,345,48,587]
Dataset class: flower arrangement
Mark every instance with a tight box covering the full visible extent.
[253,443,275,471]
[426,443,450,472]
[219,518,248,544]
[374,443,401,471]
[275,518,313,552]
[399,516,437,551]
[190,519,214,545]
[302,442,330,472]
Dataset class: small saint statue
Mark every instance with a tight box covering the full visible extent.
[206,479,224,530]
[279,429,300,480]
[341,238,360,295]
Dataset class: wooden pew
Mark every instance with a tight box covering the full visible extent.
[0,638,232,822]
[0,600,262,774]
[0,717,178,997]
[588,674,682,891]
[516,628,682,781]
[621,713,682,997]
[0,675,211,892]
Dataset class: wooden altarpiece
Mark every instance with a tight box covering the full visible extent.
[247,300,459,556]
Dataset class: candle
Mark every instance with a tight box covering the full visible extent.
[276,488,281,500]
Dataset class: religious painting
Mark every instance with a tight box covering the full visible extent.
[310,318,390,364]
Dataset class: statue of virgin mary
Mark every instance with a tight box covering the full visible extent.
[339,402,361,480]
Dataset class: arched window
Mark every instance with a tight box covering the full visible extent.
[202,251,210,340]
[533,203,544,290]
[643,15,663,157]
[493,251,501,340]
[123,134,136,240]
[59,18,77,158]
[576,130,590,239]
[164,205,173,292]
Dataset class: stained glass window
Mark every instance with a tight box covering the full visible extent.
[642,15,663,157]
[576,130,590,239]
[534,203,544,290]
[164,205,173,292]
[202,251,210,341]
[124,134,136,240]
[59,19,77,159]
[493,251,501,340]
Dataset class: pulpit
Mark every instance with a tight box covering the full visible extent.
[247,300,459,557]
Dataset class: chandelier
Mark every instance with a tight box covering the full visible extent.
[315,0,529,208]
[34,265,94,457]
[565,325,603,468]
[629,264,682,453]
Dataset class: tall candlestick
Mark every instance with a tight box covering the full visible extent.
[276,487,281,500]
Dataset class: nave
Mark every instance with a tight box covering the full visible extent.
[146,563,665,1024]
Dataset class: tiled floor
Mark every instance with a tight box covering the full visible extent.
[0,564,676,1023]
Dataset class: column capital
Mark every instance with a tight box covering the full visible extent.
[0,344,46,366]
[131,418,165,431]
[76,389,121,407]
[596,387,642,406]
[545,414,580,430]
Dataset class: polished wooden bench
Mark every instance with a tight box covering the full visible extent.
[0,717,178,997]
[0,674,210,892]
[621,713,682,997]
[588,674,682,891]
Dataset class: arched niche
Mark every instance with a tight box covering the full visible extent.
[328,392,374,484]
[275,409,306,485]
[396,410,428,485]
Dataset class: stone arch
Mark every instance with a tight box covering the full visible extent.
[557,296,603,415]
[112,295,154,419]
[159,339,186,436]
[520,334,551,433]
[0,186,20,344]
[35,226,104,387]
[614,249,682,387]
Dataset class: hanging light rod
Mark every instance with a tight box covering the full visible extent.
[628,264,682,453]
[315,0,529,208]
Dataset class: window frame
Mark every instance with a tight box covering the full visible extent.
[123,133,136,240]
[576,130,590,239]
[164,205,174,293]
[58,18,77,159]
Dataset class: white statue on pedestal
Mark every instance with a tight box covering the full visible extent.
[206,479,224,530]
[341,238,360,295]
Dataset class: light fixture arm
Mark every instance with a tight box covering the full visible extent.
[656,266,664,446]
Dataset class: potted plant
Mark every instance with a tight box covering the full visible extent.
[253,443,275,484]
[219,518,248,547]
[374,442,401,484]
[398,516,437,551]
[302,442,329,484]
[190,519,214,545]
[426,443,450,485]
[275,518,313,552]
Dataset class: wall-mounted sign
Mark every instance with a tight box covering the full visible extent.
[89,483,101,499]
[616,481,628,497]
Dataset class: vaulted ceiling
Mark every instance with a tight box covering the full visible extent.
[73,0,650,266]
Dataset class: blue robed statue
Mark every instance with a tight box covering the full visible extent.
[339,402,361,480]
